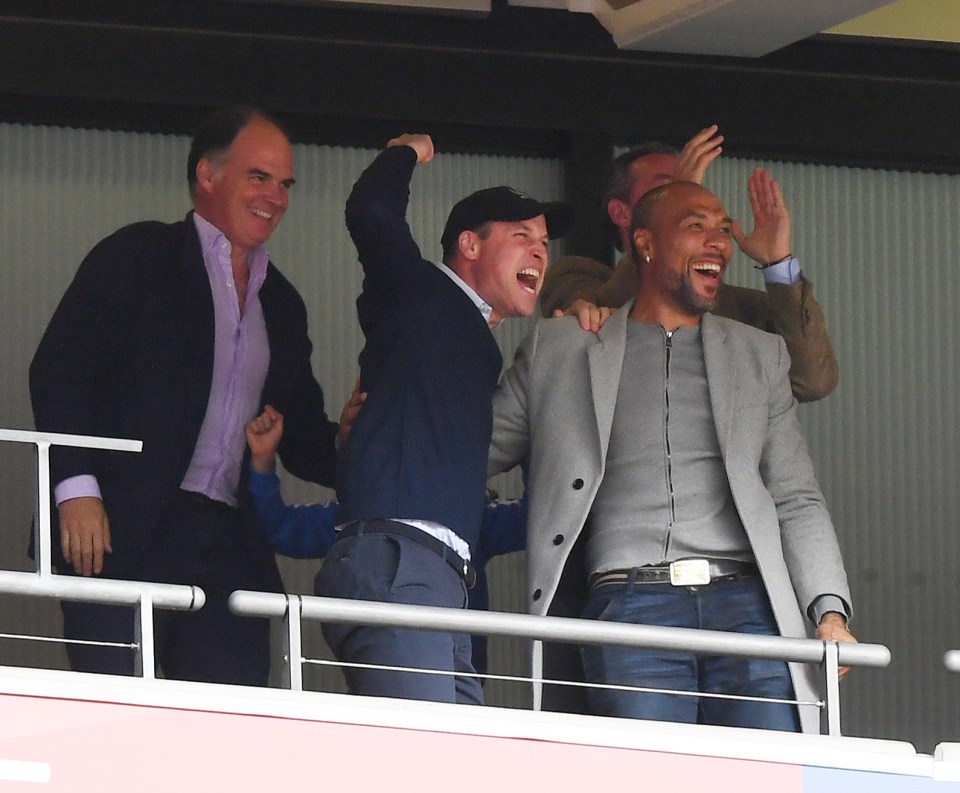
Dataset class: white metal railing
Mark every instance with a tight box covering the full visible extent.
[0,428,205,678]
[0,425,893,738]
[229,590,891,737]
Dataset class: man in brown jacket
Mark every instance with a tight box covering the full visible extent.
[540,127,838,402]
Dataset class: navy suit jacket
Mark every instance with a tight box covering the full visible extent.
[30,212,338,584]
[336,146,502,548]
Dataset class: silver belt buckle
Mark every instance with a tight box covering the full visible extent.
[669,559,711,586]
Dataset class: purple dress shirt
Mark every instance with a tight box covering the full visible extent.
[54,213,271,508]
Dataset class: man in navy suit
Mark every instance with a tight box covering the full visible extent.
[30,106,340,685]
[315,133,572,703]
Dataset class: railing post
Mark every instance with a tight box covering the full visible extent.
[33,441,53,578]
[134,593,156,680]
[282,595,304,692]
[820,641,841,736]
[2,428,206,680]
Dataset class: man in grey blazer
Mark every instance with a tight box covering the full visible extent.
[489,180,855,733]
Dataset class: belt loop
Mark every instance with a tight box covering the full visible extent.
[627,567,639,587]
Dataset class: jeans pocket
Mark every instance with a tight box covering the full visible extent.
[582,586,626,622]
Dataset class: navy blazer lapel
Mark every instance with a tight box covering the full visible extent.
[258,263,292,409]
[179,211,216,335]
[177,212,217,417]
[702,313,736,457]
[587,303,630,461]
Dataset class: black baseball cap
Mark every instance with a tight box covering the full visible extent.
[440,186,575,257]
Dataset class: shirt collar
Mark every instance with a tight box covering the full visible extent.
[192,212,269,285]
[436,261,493,327]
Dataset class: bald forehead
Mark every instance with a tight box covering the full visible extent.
[634,181,729,232]
[234,117,290,149]
[654,182,727,215]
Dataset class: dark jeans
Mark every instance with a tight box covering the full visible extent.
[580,574,800,731]
[60,495,273,685]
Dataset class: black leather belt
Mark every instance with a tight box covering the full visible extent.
[590,559,758,590]
[337,519,476,589]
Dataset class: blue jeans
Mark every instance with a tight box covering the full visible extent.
[580,574,800,731]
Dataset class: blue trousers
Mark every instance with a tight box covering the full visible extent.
[314,527,483,705]
[580,574,800,731]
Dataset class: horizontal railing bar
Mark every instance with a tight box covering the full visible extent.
[0,572,204,611]
[0,428,142,452]
[0,632,136,650]
[229,591,890,669]
[303,656,808,707]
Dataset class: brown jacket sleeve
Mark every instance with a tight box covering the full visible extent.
[715,278,838,402]
[539,255,623,316]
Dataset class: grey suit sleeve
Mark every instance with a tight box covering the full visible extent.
[759,336,851,618]
[809,594,850,625]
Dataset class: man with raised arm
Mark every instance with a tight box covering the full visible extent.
[315,133,573,703]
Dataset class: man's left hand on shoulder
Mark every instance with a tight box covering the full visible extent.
[552,299,614,333]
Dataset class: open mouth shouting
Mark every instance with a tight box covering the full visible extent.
[516,267,542,295]
[691,257,724,286]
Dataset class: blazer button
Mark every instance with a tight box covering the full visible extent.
[553,534,564,545]
[572,478,584,490]
[532,589,542,601]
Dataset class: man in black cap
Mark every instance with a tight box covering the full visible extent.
[315,133,573,704]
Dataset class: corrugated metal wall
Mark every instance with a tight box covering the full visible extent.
[3,122,960,749]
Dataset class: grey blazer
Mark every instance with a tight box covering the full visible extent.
[489,307,851,733]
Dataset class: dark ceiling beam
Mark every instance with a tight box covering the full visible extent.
[1,4,959,174]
